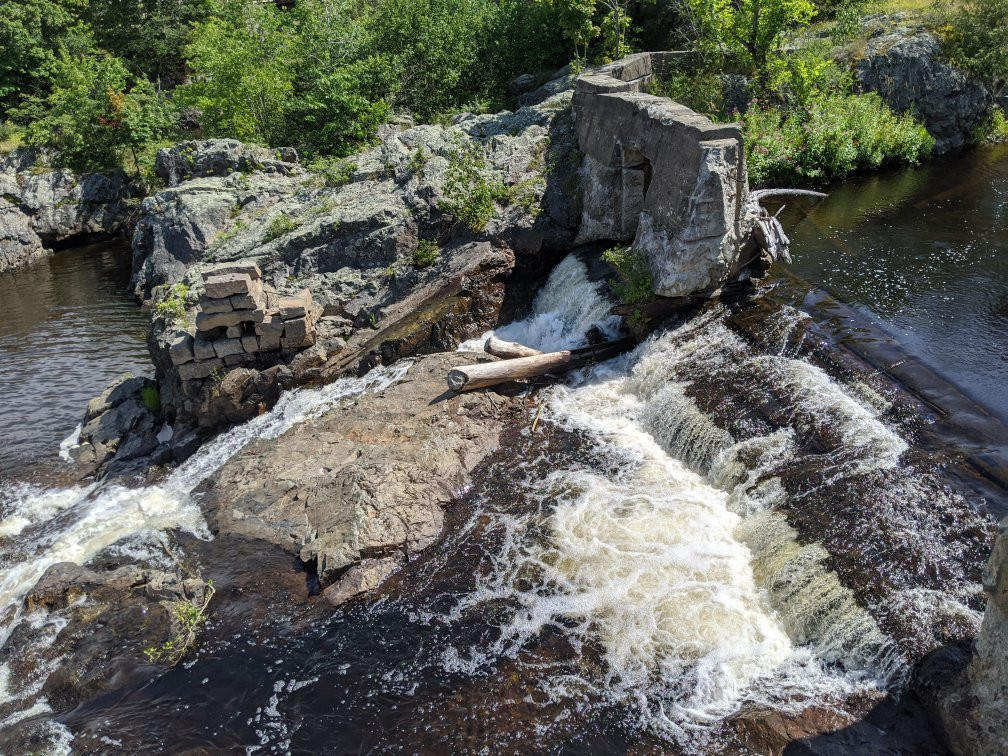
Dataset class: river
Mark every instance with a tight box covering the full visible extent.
[0,146,1005,752]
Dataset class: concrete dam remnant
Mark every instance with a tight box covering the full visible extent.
[573,53,753,298]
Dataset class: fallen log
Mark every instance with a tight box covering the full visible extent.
[484,335,542,359]
[448,337,636,392]
[448,351,572,391]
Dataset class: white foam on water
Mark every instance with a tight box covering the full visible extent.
[0,361,413,649]
[459,254,621,353]
[57,425,81,463]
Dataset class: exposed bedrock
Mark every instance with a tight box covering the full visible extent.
[100,92,581,476]
[197,352,522,604]
[0,148,139,273]
[856,30,992,154]
[572,52,754,298]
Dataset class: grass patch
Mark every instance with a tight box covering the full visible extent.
[412,239,439,268]
[0,121,22,155]
[263,212,299,242]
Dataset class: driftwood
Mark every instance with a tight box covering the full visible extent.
[448,337,635,392]
[747,189,828,265]
[484,335,542,359]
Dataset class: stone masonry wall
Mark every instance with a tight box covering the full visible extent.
[573,53,754,298]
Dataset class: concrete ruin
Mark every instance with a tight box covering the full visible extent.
[573,53,753,297]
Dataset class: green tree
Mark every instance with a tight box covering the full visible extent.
[87,0,215,85]
[16,52,175,171]
[176,0,295,144]
[683,0,816,73]
[0,0,92,114]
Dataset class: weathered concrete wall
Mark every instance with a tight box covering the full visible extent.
[573,53,753,297]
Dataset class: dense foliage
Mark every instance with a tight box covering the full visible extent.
[937,0,1008,98]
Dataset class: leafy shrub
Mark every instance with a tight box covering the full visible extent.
[412,239,439,268]
[407,148,429,177]
[648,69,727,117]
[602,246,653,305]
[307,155,357,187]
[975,107,1008,143]
[153,283,190,322]
[743,92,934,186]
[937,0,1008,95]
[264,212,299,241]
[439,140,511,232]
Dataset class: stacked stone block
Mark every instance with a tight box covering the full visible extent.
[166,261,320,382]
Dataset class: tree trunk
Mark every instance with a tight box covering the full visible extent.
[484,335,542,359]
[447,352,573,392]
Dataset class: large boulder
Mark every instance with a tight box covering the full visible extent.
[0,197,47,273]
[938,516,1008,754]
[856,31,992,154]
[197,352,522,604]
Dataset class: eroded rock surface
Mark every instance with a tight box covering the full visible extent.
[198,352,521,604]
[0,149,138,273]
[856,31,992,154]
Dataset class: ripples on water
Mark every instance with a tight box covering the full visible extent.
[0,244,151,479]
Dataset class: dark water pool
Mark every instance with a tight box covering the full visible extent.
[0,243,150,480]
[777,144,1008,424]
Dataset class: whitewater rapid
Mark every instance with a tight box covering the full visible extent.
[0,362,413,649]
[452,253,916,742]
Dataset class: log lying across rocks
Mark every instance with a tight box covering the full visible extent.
[447,337,635,392]
[484,335,542,359]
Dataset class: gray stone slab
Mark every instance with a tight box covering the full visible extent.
[199,296,233,314]
[168,331,194,366]
[201,260,262,281]
[193,334,216,360]
[283,316,308,341]
[255,314,284,337]
[278,289,312,320]
[241,335,259,353]
[204,273,253,298]
[213,338,244,358]
[178,358,223,381]
[196,309,265,331]
[225,325,243,338]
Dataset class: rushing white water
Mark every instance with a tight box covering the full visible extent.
[448,254,914,742]
[460,254,622,353]
[0,362,413,648]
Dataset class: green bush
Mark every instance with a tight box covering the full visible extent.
[264,212,299,241]
[412,239,439,268]
[307,155,357,187]
[602,246,653,305]
[648,69,727,117]
[743,92,934,186]
[937,0,1008,95]
[439,139,511,232]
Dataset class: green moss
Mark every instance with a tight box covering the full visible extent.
[140,383,161,413]
[439,139,513,232]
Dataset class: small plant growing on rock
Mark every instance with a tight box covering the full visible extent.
[439,139,512,232]
[153,283,190,323]
[264,212,299,242]
[407,147,429,178]
[382,264,396,279]
[308,156,357,187]
[603,246,653,306]
[143,582,216,666]
[412,239,439,268]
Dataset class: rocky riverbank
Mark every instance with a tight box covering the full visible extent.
[0,149,139,274]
